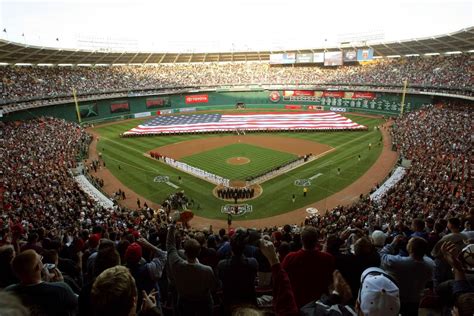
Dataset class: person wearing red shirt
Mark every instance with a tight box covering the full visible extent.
[282,226,335,307]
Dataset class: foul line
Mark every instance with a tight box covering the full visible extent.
[309,173,323,180]
[166,182,180,189]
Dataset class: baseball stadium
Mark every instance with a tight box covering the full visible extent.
[0,1,473,315]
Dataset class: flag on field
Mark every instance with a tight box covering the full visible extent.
[124,111,366,136]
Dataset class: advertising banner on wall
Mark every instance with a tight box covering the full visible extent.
[343,50,357,62]
[330,107,347,112]
[353,92,376,99]
[134,112,152,118]
[324,52,343,66]
[357,48,374,61]
[296,53,313,63]
[270,53,296,64]
[285,105,303,109]
[283,90,315,97]
[307,105,324,111]
[110,102,130,113]
[157,109,174,115]
[343,92,355,99]
[313,53,324,63]
[179,107,196,113]
[322,91,345,98]
[146,98,168,108]
[185,94,209,104]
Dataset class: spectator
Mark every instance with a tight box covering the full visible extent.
[282,226,335,307]
[124,238,167,313]
[380,236,435,315]
[90,265,161,316]
[217,229,259,312]
[5,249,78,316]
[166,224,218,315]
[0,245,18,289]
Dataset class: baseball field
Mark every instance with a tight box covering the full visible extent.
[92,112,387,222]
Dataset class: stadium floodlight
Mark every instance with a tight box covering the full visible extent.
[77,64,92,66]
[424,53,440,56]
[444,51,462,55]
[405,54,420,57]
[386,55,401,58]
[112,63,126,66]
[94,64,110,66]
[58,64,74,66]
[0,62,9,66]
[372,56,383,59]
[468,50,474,53]
[15,63,33,66]
[37,63,54,66]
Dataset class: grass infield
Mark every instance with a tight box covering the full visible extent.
[181,143,297,180]
[94,113,384,221]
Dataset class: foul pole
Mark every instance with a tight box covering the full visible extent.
[73,88,81,124]
[399,79,408,117]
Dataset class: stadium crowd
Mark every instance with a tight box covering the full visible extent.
[0,101,473,316]
[0,54,472,102]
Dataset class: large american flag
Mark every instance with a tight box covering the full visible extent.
[124,112,366,135]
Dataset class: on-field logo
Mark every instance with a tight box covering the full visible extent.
[269,91,281,103]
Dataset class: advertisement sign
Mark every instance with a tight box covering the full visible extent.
[157,109,174,115]
[353,92,376,99]
[322,91,344,98]
[110,102,130,113]
[270,53,296,64]
[179,107,196,113]
[343,92,355,99]
[313,53,324,63]
[296,53,313,63]
[146,98,168,108]
[185,94,208,104]
[343,50,357,62]
[134,112,152,118]
[330,107,347,112]
[307,105,324,111]
[314,91,323,97]
[324,52,343,66]
[285,105,302,110]
[283,90,314,97]
[357,48,374,61]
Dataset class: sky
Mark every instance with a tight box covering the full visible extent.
[0,0,472,52]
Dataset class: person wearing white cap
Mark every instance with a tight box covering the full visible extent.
[357,267,400,316]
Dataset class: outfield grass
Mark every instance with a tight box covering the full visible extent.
[181,143,297,180]
[94,113,384,221]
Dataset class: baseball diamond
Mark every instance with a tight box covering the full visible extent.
[92,113,386,221]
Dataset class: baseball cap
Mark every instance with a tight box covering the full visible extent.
[124,242,143,264]
[359,267,400,316]
[88,233,101,249]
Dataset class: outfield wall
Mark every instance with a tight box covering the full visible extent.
[2,89,433,123]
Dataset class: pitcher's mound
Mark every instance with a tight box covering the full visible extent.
[227,157,250,165]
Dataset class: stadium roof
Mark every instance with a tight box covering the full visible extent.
[0,27,472,65]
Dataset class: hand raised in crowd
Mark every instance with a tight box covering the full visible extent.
[259,239,279,266]
[141,289,158,312]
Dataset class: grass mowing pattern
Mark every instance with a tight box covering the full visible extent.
[180,143,297,180]
[94,114,384,221]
